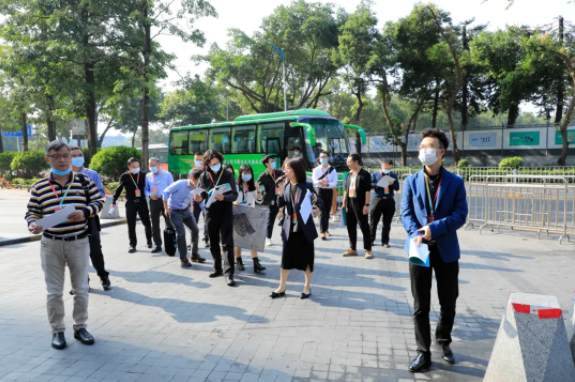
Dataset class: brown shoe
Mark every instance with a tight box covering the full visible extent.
[342,249,358,257]
[365,251,373,259]
[191,253,206,263]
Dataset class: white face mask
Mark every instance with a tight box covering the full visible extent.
[419,149,439,167]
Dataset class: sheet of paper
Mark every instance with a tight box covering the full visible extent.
[206,183,231,208]
[299,190,313,224]
[35,205,77,231]
[192,187,206,197]
[409,239,430,267]
[377,175,394,188]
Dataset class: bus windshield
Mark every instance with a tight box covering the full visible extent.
[308,121,348,156]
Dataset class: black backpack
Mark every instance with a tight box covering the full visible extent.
[77,173,101,234]
[163,215,177,257]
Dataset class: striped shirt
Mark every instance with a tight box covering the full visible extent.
[25,172,105,237]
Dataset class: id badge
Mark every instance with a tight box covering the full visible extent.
[275,187,280,194]
[427,215,435,223]
[292,212,297,224]
[349,189,356,197]
[384,187,389,195]
[152,187,158,195]
[135,189,141,198]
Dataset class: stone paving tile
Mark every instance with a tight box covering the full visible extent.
[1,216,575,382]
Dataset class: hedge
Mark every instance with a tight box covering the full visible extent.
[11,150,49,178]
[90,146,141,181]
[499,156,523,169]
[0,151,17,173]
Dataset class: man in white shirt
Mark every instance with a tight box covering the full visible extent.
[312,151,338,240]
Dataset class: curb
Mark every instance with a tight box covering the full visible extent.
[0,218,131,247]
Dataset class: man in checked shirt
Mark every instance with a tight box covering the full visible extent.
[26,140,104,350]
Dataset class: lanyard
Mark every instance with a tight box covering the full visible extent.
[129,172,140,188]
[208,170,223,188]
[82,168,87,175]
[152,170,161,187]
[270,170,276,181]
[424,174,442,216]
[50,177,74,208]
[290,185,299,225]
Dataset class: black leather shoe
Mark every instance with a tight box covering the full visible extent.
[151,246,162,253]
[51,332,66,350]
[236,257,245,271]
[301,289,311,299]
[209,271,223,278]
[270,290,286,299]
[73,328,94,345]
[408,354,431,373]
[101,276,111,291]
[147,242,153,249]
[128,247,136,253]
[384,243,390,248]
[441,346,455,364]
[226,276,236,287]
[191,253,206,263]
[180,259,192,268]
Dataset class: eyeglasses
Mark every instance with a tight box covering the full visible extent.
[48,154,71,160]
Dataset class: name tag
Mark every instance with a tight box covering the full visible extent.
[349,189,356,197]
[275,187,280,194]
[427,215,435,223]
[292,212,297,225]
[384,187,389,194]
[135,189,141,198]
[152,187,158,195]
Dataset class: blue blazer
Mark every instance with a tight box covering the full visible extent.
[401,168,468,263]
[278,182,324,243]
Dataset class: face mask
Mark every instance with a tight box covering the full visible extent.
[195,160,203,168]
[382,169,391,174]
[242,174,252,182]
[270,162,276,170]
[320,158,328,165]
[130,168,140,174]
[294,151,300,157]
[211,163,221,172]
[71,157,84,167]
[51,167,72,176]
[150,166,158,173]
[419,149,439,166]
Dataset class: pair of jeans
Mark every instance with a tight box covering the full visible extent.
[125,199,152,247]
[369,197,396,245]
[170,209,199,260]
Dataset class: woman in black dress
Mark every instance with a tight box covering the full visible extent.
[271,157,323,299]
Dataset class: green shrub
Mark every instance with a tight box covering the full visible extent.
[90,146,141,181]
[11,150,49,178]
[499,157,523,169]
[457,158,472,168]
[0,151,17,173]
[12,177,42,186]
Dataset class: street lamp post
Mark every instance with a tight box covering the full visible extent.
[267,43,287,112]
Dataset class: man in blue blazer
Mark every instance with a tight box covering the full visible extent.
[401,128,468,372]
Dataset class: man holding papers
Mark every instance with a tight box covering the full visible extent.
[26,140,104,350]
[195,150,239,286]
[400,128,468,373]
[370,160,399,248]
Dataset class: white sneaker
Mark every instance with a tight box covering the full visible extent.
[266,238,272,246]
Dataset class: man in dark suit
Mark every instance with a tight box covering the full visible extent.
[401,128,468,372]
[342,153,373,259]
[370,159,400,248]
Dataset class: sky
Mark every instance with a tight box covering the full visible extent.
[110,0,572,134]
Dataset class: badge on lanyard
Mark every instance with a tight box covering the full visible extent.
[50,179,73,213]
[424,174,441,224]
[135,189,141,198]
[130,172,141,198]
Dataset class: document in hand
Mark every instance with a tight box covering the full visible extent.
[206,183,232,208]
[192,187,206,197]
[409,238,430,267]
[299,189,313,224]
[377,175,394,188]
[36,205,77,231]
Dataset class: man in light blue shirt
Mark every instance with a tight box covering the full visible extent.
[145,157,174,253]
[163,169,205,266]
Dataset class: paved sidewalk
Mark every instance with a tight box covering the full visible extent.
[1,217,574,382]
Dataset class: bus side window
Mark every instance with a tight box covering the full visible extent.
[258,122,284,154]
[169,131,190,155]
[190,129,208,155]
[232,125,256,154]
[210,127,231,153]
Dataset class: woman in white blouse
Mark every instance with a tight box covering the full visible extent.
[233,164,266,273]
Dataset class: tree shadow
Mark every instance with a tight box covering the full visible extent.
[110,270,211,289]
[91,287,268,324]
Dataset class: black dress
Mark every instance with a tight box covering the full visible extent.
[281,185,315,272]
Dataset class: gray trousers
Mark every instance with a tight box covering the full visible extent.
[40,236,90,333]
[170,209,199,259]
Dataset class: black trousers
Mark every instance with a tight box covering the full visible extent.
[125,199,152,248]
[409,245,459,355]
[346,198,372,251]
[87,219,108,279]
[192,202,209,243]
[149,199,166,247]
[369,197,396,245]
[206,212,234,276]
[318,188,333,234]
[266,203,279,239]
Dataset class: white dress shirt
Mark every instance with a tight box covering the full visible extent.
[236,184,264,207]
[312,165,338,189]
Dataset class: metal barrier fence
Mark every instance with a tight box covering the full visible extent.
[465,175,572,243]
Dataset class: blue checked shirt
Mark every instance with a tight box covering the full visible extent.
[145,170,174,198]
[163,179,194,210]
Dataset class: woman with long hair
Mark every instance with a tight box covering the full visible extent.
[233,163,266,273]
[271,157,323,300]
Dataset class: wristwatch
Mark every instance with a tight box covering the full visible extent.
[365,203,370,207]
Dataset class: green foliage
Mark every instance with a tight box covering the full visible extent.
[10,151,49,177]
[90,146,141,180]
[0,151,17,173]
[11,177,42,186]
[457,158,472,168]
[499,156,524,169]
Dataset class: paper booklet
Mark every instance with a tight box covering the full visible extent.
[377,175,394,188]
[409,238,430,267]
[206,183,232,208]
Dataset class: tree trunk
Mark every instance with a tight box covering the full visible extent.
[461,80,468,130]
[140,2,151,172]
[354,131,362,164]
[132,130,137,148]
[84,62,97,157]
[46,94,57,142]
[0,125,3,153]
[399,142,407,167]
[557,80,575,166]
[431,82,440,128]
[21,113,28,152]
[352,89,363,125]
[97,117,115,148]
[446,108,460,164]
[507,104,519,127]
[556,16,565,125]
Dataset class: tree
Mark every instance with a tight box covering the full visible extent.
[332,0,379,124]
[90,146,141,180]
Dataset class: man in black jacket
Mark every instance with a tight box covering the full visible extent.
[342,153,373,259]
[194,150,239,286]
[112,157,152,253]
[256,155,284,247]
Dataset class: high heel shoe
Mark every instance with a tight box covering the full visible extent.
[300,289,311,299]
[270,290,286,299]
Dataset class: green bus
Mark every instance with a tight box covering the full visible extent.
[167,109,366,179]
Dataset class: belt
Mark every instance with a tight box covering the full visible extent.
[375,195,394,200]
[171,207,190,213]
[43,232,89,241]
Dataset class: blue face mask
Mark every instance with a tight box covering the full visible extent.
[382,169,391,174]
[294,151,300,157]
[320,158,328,165]
[150,166,158,173]
[71,157,84,167]
[195,160,203,168]
[270,162,276,170]
[242,174,252,182]
[51,167,72,176]
[211,163,221,172]
[130,168,140,174]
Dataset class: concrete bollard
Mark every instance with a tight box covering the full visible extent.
[566,292,575,363]
[484,293,575,382]
[100,197,120,219]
